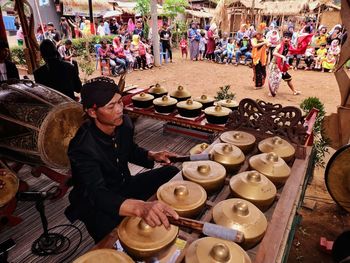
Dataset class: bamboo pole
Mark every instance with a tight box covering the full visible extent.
[315,6,321,30]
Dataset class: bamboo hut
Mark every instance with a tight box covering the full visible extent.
[308,0,341,29]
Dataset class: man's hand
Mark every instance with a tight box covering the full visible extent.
[148,150,178,164]
[119,199,179,229]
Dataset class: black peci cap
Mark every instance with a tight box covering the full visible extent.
[81,77,120,109]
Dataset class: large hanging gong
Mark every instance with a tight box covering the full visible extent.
[325,144,350,212]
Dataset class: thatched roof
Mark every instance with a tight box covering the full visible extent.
[309,0,341,11]
[186,9,214,18]
[225,0,264,9]
[261,0,309,15]
[62,0,112,16]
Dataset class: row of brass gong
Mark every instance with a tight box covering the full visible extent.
[74,131,296,263]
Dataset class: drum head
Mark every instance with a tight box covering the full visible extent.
[325,144,350,212]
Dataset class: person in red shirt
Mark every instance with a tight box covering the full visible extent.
[179,34,188,59]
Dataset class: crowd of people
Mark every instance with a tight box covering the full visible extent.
[180,19,347,96]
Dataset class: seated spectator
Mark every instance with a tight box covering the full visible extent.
[124,40,134,72]
[315,44,327,69]
[131,35,146,70]
[322,53,336,72]
[226,38,235,64]
[214,32,229,63]
[304,46,315,70]
[328,39,341,57]
[58,39,79,74]
[98,39,117,75]
[235,34,252,66]
[112,36,127,73]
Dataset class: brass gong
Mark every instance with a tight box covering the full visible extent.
[229,170,276,211]
[185,237,252,263]
[189,143,209,155]
[325,144,350,213]
[249,152,291,187]
[220,131,256,153]
[117,217,179,260]
[73,249,134,263]
[182,161,226,193]
[258,136,295,162]
[157,181,207,218]
[211,143,245,171]
[213,198,267,249]
[0,162,19,207]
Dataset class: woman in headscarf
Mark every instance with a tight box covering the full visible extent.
[329,39,341,55]
[327,25,342,45]
[251,24,270,89]
[206,23,217,61]
[128,18,135,33]
[188,22,200,61]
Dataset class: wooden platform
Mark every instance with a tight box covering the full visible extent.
[93,131,314,263]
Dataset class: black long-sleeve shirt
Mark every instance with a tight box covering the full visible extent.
[65,115,154,223]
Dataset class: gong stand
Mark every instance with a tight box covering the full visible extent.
[226,98,315,159]
[31,166,71,200]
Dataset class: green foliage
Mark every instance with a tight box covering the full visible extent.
[78,50,95,83]
[72,35,115,56]
[172,20,188,46]
[215,85,236,100]
[163,0,189,19]
[300,97,330,168]
[10,46,26,65]
[135,0,150,18]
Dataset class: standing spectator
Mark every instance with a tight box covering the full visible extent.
[127,18,135,34]
[79,17,86,31]
[251,28,270,88]
[110,18,119,35]
[16,26,24,46]
[146,46,154,69]
[179,35,188,59]
[159,22,172,63]
[198,31,207,61]
[188,23,200,61]
[104,19,111,35]
[138,40,148,70]
[44,22,61,46]
[34,39,82,100]
[36,24,46,43]
[0,40,20,82]
[82,20,93,37]
[206,23,217,61]
[97,21,106,36]
[235,35,252,66]
[133,21,144,39]
[60,17,72,39]
[68,19,82,39]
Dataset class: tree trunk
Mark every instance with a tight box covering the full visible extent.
[151,0,160,67]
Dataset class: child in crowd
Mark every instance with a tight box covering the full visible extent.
[304,46,315,70]
[226,38,235,64]
[315,44,327,69]
[124,40,134,72]
[322,53,336,72]
[199,31,207,61]
[138,40,148,70]
[146,47,154,69]
[179,35,188,59]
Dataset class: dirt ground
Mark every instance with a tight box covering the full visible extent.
[105,50,341,114]
[107,50,347,263]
